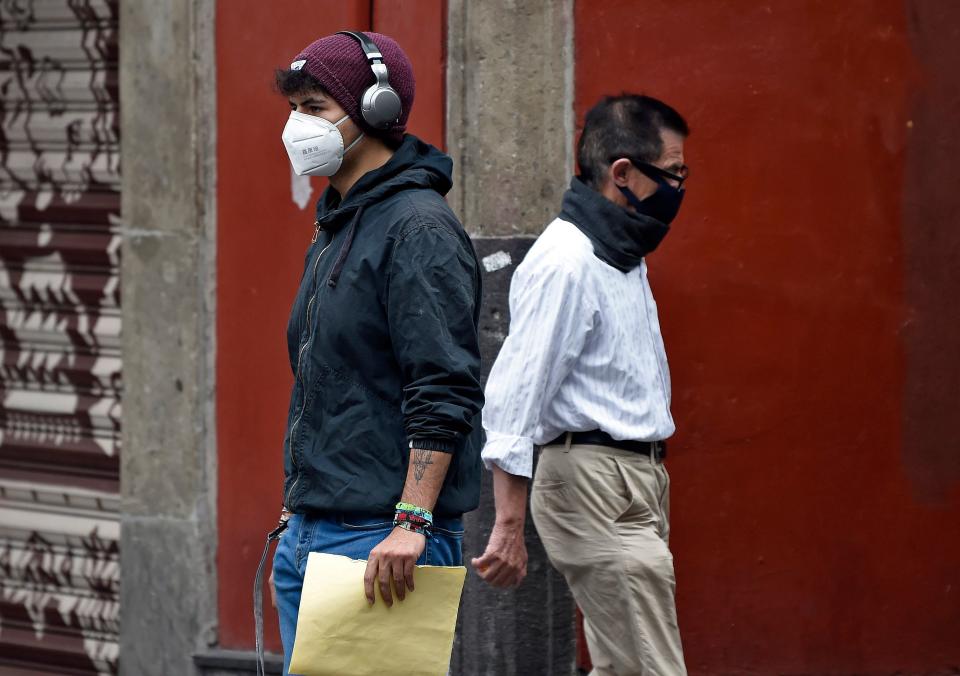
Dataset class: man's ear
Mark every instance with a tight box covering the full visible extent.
[609,158,633,187]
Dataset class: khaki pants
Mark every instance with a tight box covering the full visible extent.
[531,442,686,676]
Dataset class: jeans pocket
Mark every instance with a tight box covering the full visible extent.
[339,514,394,530]
[425,530,462,566]
[295,515,318,571]
[431,516,464,538]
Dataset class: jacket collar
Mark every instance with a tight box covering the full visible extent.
[315,134,453,232]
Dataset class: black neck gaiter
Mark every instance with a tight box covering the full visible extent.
[559,176,670,272]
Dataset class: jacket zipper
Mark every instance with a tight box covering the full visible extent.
[284,233,332,508]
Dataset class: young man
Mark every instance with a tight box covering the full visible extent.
[473,94,690,675]
[268,31,483,675]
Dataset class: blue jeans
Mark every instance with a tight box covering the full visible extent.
[272,512,464,676]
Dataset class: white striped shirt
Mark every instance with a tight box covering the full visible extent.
[481,218,675,478]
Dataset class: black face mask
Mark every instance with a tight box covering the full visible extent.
[618,177,685,226]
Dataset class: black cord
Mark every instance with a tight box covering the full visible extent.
[254,519,289,676]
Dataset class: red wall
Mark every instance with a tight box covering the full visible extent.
[214,0,960,667]
[215,0,446,650]
[575,1,960,674]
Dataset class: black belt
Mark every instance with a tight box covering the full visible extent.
[545,430,667,461]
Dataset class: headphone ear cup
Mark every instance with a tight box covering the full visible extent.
[361,85,402,130]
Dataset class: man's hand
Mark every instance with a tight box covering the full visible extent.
[269,569,276,608]
[471,519,528,587]
[364,527,426,606]
[471,465,530,588]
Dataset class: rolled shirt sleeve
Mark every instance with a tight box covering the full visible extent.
[481,253,595,477]
[386,223,484,451]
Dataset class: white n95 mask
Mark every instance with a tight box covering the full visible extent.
[281,111,363,177]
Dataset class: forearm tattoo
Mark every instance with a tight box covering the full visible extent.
[412,448,434,484]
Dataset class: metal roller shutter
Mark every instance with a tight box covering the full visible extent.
[0,1,120,674]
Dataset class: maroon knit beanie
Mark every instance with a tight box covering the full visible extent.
[292,32,415,144]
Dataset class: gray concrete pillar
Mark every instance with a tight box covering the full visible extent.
[447,2,578,674]
[447,0,575,238]
[119,1,218,674]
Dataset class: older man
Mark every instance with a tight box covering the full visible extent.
[473,94,690,675]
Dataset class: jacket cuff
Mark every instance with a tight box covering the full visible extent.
[409,438,457,453]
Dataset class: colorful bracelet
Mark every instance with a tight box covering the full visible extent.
[393,512,431,526]
[394,502,433,535]
[394,511,431,528]
[393,513,431,535]
[395,520,430,535]
[395,502,433,522]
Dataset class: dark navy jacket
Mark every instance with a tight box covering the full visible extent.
[282,135,484,518]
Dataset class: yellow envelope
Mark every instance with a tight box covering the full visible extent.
[289,552,466,676]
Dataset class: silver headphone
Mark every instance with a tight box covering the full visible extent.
[337,31,402,130]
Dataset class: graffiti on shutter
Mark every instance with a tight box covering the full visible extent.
[0,1,120,674]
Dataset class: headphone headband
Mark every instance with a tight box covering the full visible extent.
[335,31,402,131]
[337,30,384,65]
